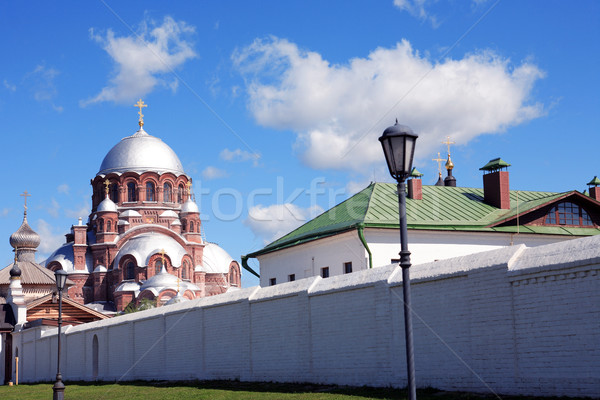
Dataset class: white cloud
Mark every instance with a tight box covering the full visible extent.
[244,203,323,243]
[233,37,545,172]
[46,198,60,218]
[202,166,229,180]
[393,0,439,27]
[65,201,90,220]
[220,148,261,166]
[25,65,63,112]
[82,16,196,106]
[0,208,10,217]
[57,184,70,194]
[3,79,16,92]
[36,219,65,255]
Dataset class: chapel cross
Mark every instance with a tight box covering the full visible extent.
[134,99,148,127]
[186,181,192,200]
[442,136,455,155]
[104,179,110,195]
[432,152,444,175]
[159,248,166,268]
[20,191,31,210]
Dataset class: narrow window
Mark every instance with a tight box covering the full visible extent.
[344,262,353,274]
[321,267,329,278]
[92,335,99,378]
[182,261,189,280]
[126,261,135,280]
[106,220,112,232]
[155,259,163,275]
[190,221,194,232]
[98,219,104,232]
[109,183,119,202]
[269,278,276,286]
[164,183,172,203]
[177,184,184,203]
[146,182,155,202]
[127,182,137,202]
[288,274,295,282]
[182,220,187,232]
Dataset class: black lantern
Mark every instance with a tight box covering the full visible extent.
[378,120,418,182]
[55,269,68,292]
[53,269,68,400]
[380,120,418,400]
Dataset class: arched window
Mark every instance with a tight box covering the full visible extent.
[177,184,184,203]
[155,259,163,275]
[126,261,135,280]
[545,202,593,226]
[182,261,189,280]
[164,183,172,203]
[98,219,104,232]
[92,335,99,378]
[181,220,187,232]
[146,182,155,202]
[127,182,137,202]
[106,220,112,232]
[109,183,119,202]
[189,221,194,232]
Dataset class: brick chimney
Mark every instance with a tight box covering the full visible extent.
[407,167,423,200]
[480,158,511,209]
[587,176,600,200]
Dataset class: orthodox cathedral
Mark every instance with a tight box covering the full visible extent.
[41,100,241,312]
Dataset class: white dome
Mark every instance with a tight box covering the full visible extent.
[98,128,186,176]
[97,197,118,212]
[181,198,199,214]
[202,242,236,273]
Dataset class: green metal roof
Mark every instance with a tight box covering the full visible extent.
[246,182,600,258]
[587,176,600,186]
[410,167,424,178]
[479,157,511,172]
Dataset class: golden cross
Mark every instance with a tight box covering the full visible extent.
[134,99,147,127]
[442,136,455,155]
[159,248,166,268]
[176,277,180,294]
[104,179,110,195]
[432,152,444,175]
[20,191,31,210]
[186,181,192,200]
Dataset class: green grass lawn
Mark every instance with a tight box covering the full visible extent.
[0,380,588,400]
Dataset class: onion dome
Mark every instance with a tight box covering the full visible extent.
[97,128,186,176]
[9,256,21,278]
[10,211,41,252]
[181,197,199,214]
[97,196,118,212]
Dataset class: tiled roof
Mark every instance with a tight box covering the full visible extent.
[0,261,56,286]
[247,182,600,257]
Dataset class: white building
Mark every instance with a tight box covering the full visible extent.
[244,160,600,287]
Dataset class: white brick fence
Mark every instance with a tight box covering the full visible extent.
[11,235,600,397]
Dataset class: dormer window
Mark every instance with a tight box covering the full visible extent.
[544,202,593,226]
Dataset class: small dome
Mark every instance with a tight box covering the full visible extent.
[98,128,186,176]
[9,261,21,278]
[97,197,118,212]
[202,242,236,274]
[10,213,41,251]
[181,198,199,214]
[93,265,107,273]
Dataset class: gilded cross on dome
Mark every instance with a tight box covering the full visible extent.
[134,99,148,127]
[104,179,110,195]
[20,191,31,211]
[442,136,455,155]
[432,152,444,175]
[186,181,192,200]
[159,248,166,266]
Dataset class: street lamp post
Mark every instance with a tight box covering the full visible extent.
[53,269,68,400]
[379,120,418,400]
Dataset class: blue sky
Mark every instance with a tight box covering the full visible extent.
[1,0,598,287]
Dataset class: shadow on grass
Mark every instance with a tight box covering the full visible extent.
[62,380,593,400]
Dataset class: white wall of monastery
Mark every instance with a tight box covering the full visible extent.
[10,235,600,397]
[259,228,577,285]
